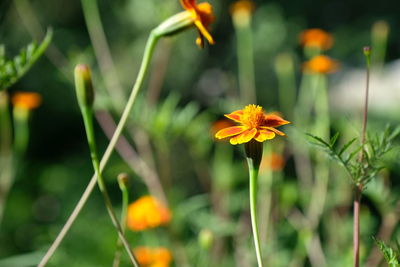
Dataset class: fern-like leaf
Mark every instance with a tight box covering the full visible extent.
[0,29,52,90]
[373,237,400,267]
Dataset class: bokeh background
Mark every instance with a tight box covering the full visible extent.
[1,0,400,266]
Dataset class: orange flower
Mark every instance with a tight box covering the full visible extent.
[215,104,290,145]
[303,55,339,74]
[134,247,172,267]
[299,28,333,50]
[126,196,171,231]
[260,153,285,172]
[12,92,42,110]
[180,0,215,47]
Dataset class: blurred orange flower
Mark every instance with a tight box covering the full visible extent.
[260,153,285,172]
[180,0,215,47]
[134,247,172,267]
[299,28,333,50]
[12,92,42,110]
[215,104,290,145]
[126,196,171,231]
[303,55,339,74]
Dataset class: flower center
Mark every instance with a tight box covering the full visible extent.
[241,104,265,128]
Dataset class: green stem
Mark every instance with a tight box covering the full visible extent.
[38,31,159,267]
[113,176,129,267]
[81,0,126,113]
[274,53,296,119]
[13,107,30,157]
[81,107,138,267]
[233,13,256,104]
[371,21,389,69]
[247,158,263,267]
[0,91,13,224]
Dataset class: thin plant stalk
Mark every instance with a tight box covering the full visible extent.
[13,108,30,157]
[309,74,330,223]
[38,31,160,267]
[232,9,257,104]
[79,105,139,266]
[290,73,329,267]
[353,187,361,267]
[0,91,13,224]
[247,156,263,267]
[353,47,371,267]
[81,0,126,112]
[371,21,389,70]
[113,175,129,267]
[258,145,273,245]
[274,53,296,119]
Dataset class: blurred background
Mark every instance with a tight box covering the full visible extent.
[0,0,400,266]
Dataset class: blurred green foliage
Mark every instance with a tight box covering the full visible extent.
[0,0,400,266]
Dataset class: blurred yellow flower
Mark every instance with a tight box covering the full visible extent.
[12,92,42,110]
[215,104,290,145]
[134,247,172,267]
[126,196,171,231]
[299,28,333,50]
[180,0,215,47]
[303,55,339,74]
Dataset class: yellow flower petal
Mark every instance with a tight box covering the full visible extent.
[254,130,276,142]
[237,128,257,144]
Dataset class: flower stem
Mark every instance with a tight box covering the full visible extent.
[248,161,263,267]
[38,31,160,267]
[80,0,126,112]
[80,106,139,267]
[232,10,256,104]
[12,107,30,157]
[0,91,13,224]
[353,46,371,267]
[353,186,361,267]
[113,174,129,267]
[360,47,371,153]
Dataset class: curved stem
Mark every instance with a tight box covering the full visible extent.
[247,159,263,267]
[38,31,160,267]
[81,107,138,266]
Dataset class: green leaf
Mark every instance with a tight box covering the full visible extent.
[373,237,400,267]
[329,132,340,147]
[0,28,52,90]
[338,138,357,157]
[306,133,331,148]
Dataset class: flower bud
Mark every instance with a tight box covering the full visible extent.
[153,11,194,37]
[363,46,371,57]
[74,64,94,109]
[198,229,214,250]
[117,172,129,190]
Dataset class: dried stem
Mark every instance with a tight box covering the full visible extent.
[353,46,371,267]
